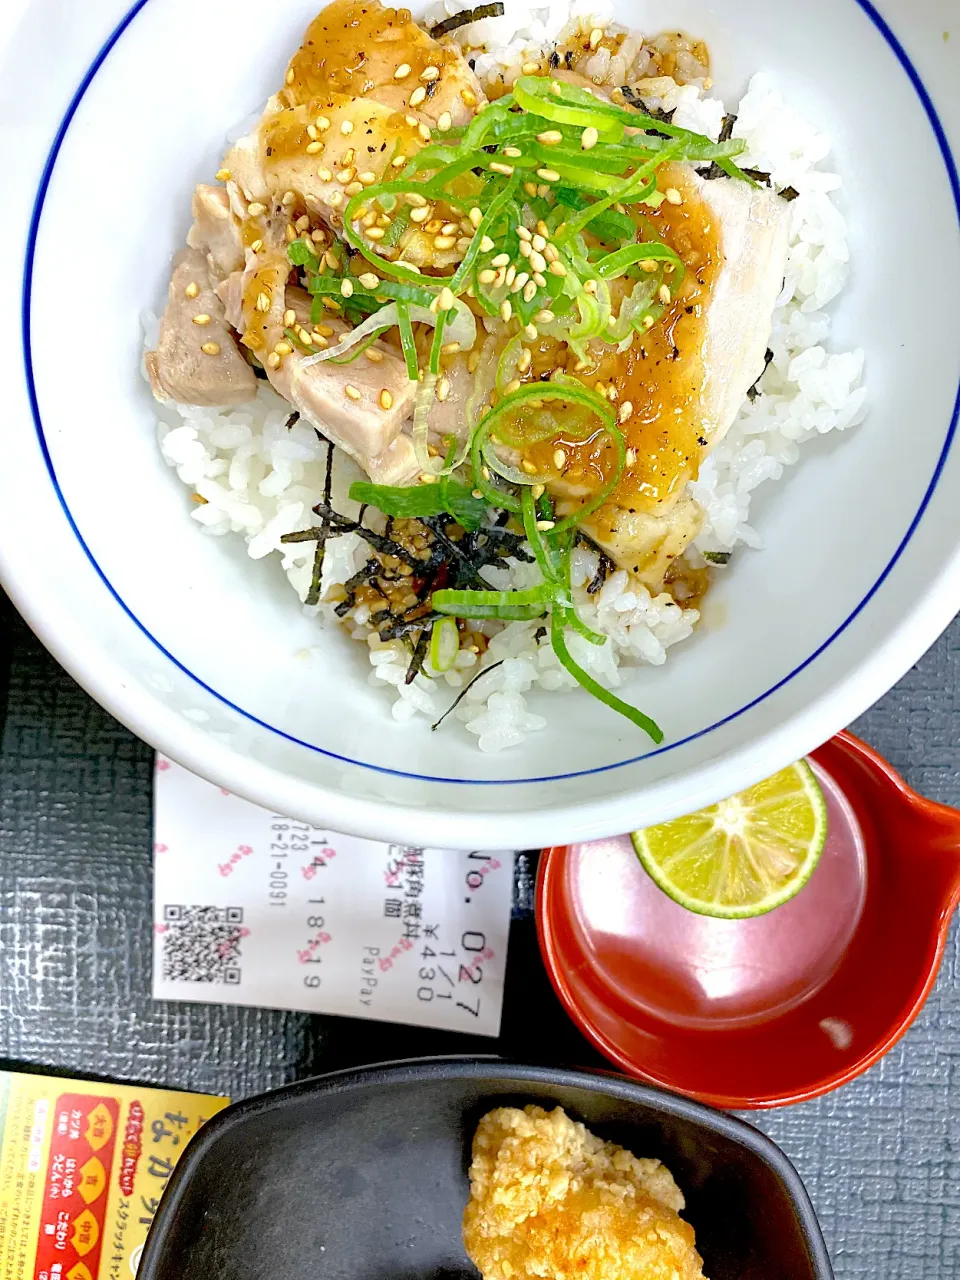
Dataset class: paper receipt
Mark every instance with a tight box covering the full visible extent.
[152,758,515,1037]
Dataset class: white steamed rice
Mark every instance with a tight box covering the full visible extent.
[150,4,867,752]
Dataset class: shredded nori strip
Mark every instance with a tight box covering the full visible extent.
[430,2,504,37]
[587,550,616,595]
[404,626,432,684]
[703,550,732,565]
[779,185,800,202]
[284,411,300,430]
[718,113,737,143]
[746,347,774,402]
[620,85,676,132]
[431,661,506,731]
[334,561,382,617]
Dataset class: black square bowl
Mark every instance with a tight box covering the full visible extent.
[139,1058,832,1280]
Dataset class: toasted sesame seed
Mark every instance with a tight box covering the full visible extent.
[640,259,657,273]
[365,348,384,363]
[379,389,394,410]
[590,25,604,47]
[421,64,440,81]
[522,279,538,302]
[250,238,264,253]
[441,341,461,355]
[529,250,547,273]
[437,376,451,402]
[305,139,324,154]
[391,154,408,169]
[533,272,547,288]
[537,168,560,182]
[410,205,431,223]
[519,240,532,259]
[493,267,507,288]
[548,448,565,471]
[642,315,655,329]
[491,253,511,268]
[520,458,538,474]
[420,471,438,484]
[340,120,354,135]
[618,401,634,423]
[511,271,530,294]
[481,465,491,481]
[282,308,296,327]
[307,124,318,141]
[505,378,522,395]
[335,167,354,185]
[500,299,513,321]
[658,284,672,304]
[418,122,432,141]
[524,181,539,198]
[316,166,332,183]
[345,384,362,401]
[550,80,563,95]
[521,59,540,75]
[404,114,419,128]
[505,264,517,287]
[625,447,637,466]
[583,279,598,296]
[192,312,212,326]
[580,125,600,151]
[357,272,379,290]
[536,519,555,531]
[310,334,328,348]
[503,146,523,158]
[322,297,342,311]
[275,341,293,356]
[285,223,297,242]
[531,235,546,254]
[184,281,200,299]
[479,235,495,252]
[549,260,567,277]
[468,207,484,229]
[293,215,309,232]
[438,286,456,311]
[489,161,515,176]
[246,201,266,217]
[477,269,497,285]
[461,87,478,107]
[409,85,427,107]
[437,111,453,132]
[345,182,363,196]
[524,323,538,340]
[534,309,554,324]
[282,190,298,207]
[266,352,281,369]
[395,63,412,80]
[536,130,563,146]
[338,279,353,299]
[297,326,313,344]
[200,341,221,356]
[665,187,683,205]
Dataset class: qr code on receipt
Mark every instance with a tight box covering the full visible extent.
[160,905,244,984]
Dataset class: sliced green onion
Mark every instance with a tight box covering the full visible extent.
[347,480,489,532]
[396,304,419,381]
[596,241,682,279]
[429,617,460,672]
[432,584,558,621]
[550,610,663,742]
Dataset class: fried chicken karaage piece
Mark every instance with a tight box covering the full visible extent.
[463,1105,706,1280]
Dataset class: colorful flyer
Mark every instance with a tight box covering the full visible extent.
[0,1070,229,1280]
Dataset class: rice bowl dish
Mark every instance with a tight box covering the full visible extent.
[146,0,866,754]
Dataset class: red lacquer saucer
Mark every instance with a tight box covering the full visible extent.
[537,731,960,1109]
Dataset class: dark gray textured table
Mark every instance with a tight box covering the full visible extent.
[0,588,957,1278]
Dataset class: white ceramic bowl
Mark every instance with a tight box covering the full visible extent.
[2,0,958,848]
